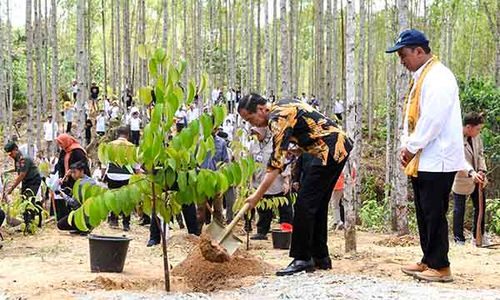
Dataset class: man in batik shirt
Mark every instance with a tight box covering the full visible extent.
[238,93,352,276]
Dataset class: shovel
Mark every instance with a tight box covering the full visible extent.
[204,202,251,257]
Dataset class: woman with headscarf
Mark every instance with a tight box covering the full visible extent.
[53,134,90,220]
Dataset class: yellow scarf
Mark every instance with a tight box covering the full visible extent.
[404,56,439,177]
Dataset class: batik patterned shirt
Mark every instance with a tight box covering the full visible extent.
[267,99,352,172]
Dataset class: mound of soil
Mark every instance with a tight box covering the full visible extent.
[172,246,274,292]
[375,235,419,247]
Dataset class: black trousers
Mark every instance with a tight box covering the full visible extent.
[149,203,199,241]
[130,130,140,146]
[66,122,72,133]
[453,185,485,242]
[107,178,131,227]
[256,193,293,235]
[411,171,456,269]
[289,155,346,260]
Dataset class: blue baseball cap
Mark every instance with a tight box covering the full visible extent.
[386,29,429,53]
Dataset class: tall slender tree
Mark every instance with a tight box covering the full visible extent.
[394,0,409,235]
[280,0,290,98]
[6,0,13,140]
[325,0,333,111]
[264,0,271,95]
[76,0,88,144]
[256,0,262,92]
[26,0,35,157]
[314,0,324,102]
[101,0,108,99]
[344,0,357,252]
[50,0,58,147]
[123,0,131,93]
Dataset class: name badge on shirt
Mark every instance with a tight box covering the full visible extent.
[255,154,263,163]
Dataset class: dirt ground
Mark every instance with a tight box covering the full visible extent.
[0,220,499,299]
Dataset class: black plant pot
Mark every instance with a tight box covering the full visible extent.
[271,229,291,249]
[88,234,132,273]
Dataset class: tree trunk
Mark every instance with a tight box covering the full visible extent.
[355,0,366,220]
[26,0,35,157]
[6,0,14,141]
[332,0,338,111]
[162,0,168,51]
[182,0,188,84]
[344,0,357,253]
[0,1,5,147]
[496,0,500,85]
[34,0,43,152]
[280,0,290,98]
[314,0,324,103]
[171,0,176,62]
[256,0,262,92]
[115,0,122,94]
[325,0,333,111]
[50,0,58,150]
[139,0,147,86]
[110,0,116,96]
[294,0,302,98]
[289,0,295,96]
[76,0,87,144]
[394,0,409,236]
[101,0,108,99]
[272,0,278,95]
[123,0,131,93]
[367,0,374,140]
[248,0,254,91]
[264,0,271,95]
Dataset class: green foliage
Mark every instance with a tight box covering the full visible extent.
[459,78,500,163]
[359,175,387,231]
[69,50,255,231]
[486,199,500,235]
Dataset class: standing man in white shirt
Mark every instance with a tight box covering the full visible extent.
[334,97,344,121]
[43,115,58,156]
[96,110,107,137]
[386,29,464,283]
[129,109,141,146]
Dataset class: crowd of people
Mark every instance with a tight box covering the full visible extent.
[0,29,493,284]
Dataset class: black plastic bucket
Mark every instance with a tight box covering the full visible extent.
[271,229,292,249]
[88,234,132,273]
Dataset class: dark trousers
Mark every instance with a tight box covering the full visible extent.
[130,130,140,146]
[0,208,5,227]
[107,178,131,227]
[453,185,485,242]
[66,122,72,133]
[411,171,456,269]
[290,155,346,260]
[256,193,293,235]
[149,203,199,241]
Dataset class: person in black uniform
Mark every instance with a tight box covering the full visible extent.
[4,141,43,229]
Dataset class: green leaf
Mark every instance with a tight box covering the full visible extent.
[186,80,196,105]
[149,59,158,77]
[178,60,187,76]
[196,141,207,165]
[213,105,225,128]
[231,164,242,185]
[142,197,152,216]
[217,172,229,193]
[177,171,187,191]
[168,64,179,84]
[200,114,213,139]
[165,167,176,188]
[97,143,108,164]
[154,48,166,63]
[198,73,208,95]
[138,44,147,59]
[139,87,153,105]
[74,208,89,231]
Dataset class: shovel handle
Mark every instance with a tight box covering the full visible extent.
[217,202,251,244]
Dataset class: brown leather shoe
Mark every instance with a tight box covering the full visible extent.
[401,262,428,276]
[414,267,453,282]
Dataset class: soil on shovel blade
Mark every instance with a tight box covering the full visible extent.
[198,233,231,263]
[172,244,274,292]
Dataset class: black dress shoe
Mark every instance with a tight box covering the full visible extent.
[313,256,332,270]
[276,259,315,276]
[147,239,160,247]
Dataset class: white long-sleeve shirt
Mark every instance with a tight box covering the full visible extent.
[402,59,465,173]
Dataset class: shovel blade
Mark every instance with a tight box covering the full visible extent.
[205,219,243,256]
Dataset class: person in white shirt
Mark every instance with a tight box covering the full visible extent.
[129,110,141,146]
[387,29,464,283]
[96,110,107,136]
[334,97,344,120]
[211,87,221,105]
[186,105,200,123]
[103,97,111,117]
[63,102,75,133]
[222,119,235,142]
[43,115,58,156]
[110,101,120,120]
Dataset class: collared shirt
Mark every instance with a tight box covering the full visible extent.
[402,59,465,172]
[96,115,107,132]
[130,117,141,131]
[267,99,352,172]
